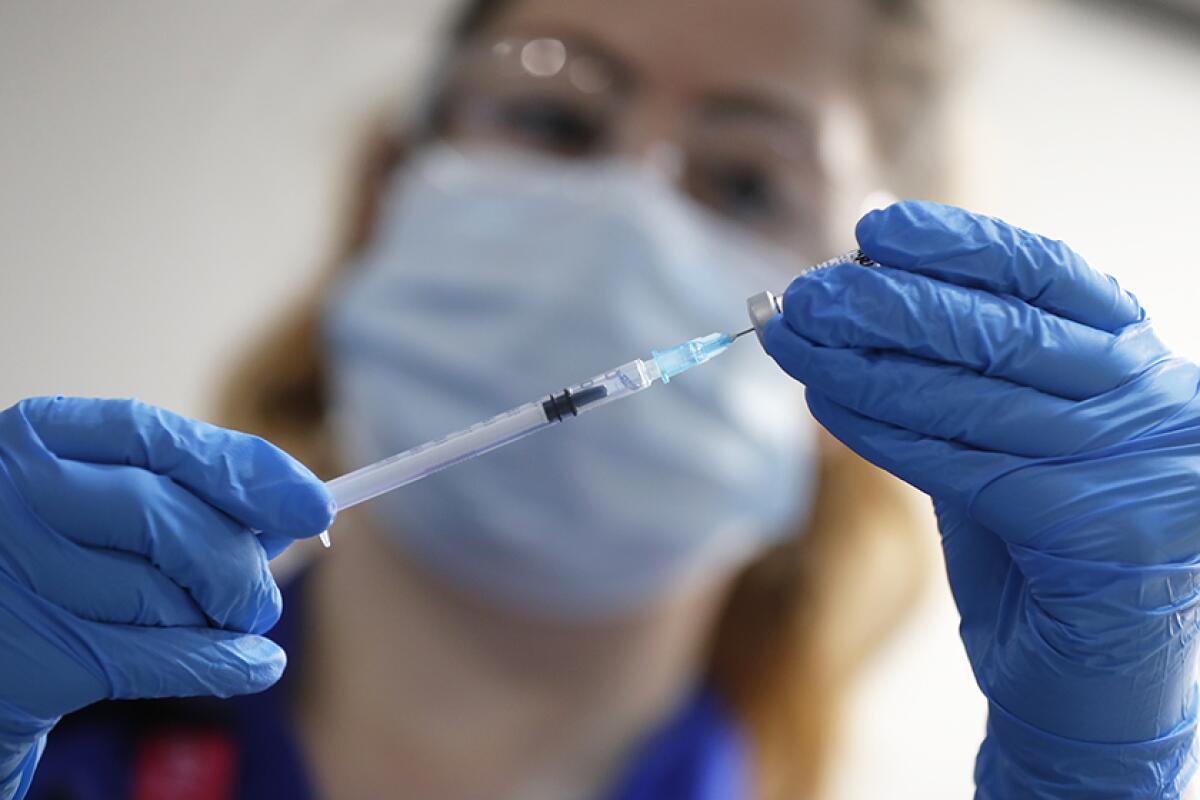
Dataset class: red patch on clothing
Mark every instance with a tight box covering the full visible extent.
[132,731,237,800]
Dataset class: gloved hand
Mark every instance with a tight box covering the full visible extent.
[0,397,334,800]
[762,201,1200,798]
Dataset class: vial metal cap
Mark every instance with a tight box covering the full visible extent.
[746,290,784,346]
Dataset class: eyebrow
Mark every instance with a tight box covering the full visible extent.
[699,89,819,132]
[694,87,823,169]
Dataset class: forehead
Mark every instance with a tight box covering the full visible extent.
[479,0,867,107]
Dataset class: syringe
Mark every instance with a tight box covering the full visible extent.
[317,330,747,546]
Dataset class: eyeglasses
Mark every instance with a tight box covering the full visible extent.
[426,35,836,254]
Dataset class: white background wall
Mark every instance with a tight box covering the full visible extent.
[0,0,450,417]
[1,2,1198,797]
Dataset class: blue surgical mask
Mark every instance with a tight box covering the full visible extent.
[323,145,817,618]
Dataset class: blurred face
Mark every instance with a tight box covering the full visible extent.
[434,0,883,255]
[326,0,864,616]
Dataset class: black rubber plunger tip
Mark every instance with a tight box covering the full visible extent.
[541,385,609,421]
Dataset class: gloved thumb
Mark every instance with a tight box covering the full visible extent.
[18,397,335,542]
[102,626,286,704]
[25,623,288,718]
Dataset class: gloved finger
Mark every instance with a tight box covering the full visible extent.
[48,464,279,634]
[0,511,207,627]
[17,618,286,718]
[780,263,1169,399]
[18,397,334,543]
[856,201,1143,333]
[256,531,298,561]
[99,626,286,704]
[803,389,1013,503]
[762,318,1183,456]
[2,427,281,634]
[2,432,207,628]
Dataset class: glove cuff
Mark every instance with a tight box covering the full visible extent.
[976,699,1198,799]
[0,701,57,800]
[0,736,45,800]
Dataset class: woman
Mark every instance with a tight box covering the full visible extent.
[7,0,1197,798]
[229,1,941,797]
[5,2,941,798]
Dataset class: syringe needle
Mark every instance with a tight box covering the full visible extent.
[731,327,755,341]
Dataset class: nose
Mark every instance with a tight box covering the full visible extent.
[614,98,687,183]
[640,141,686,182]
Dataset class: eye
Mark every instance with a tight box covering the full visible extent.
[687,159,785,224]
[494,96,607,157]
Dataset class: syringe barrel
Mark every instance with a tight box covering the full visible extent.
[553,359,657,417]
[327,400,554,511]
[745,248,879,344]
[325,360,657,514]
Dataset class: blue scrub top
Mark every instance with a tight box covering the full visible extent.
[25,571,751,800]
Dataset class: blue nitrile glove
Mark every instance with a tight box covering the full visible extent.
[0,397,334,800]
[762,201,1200,798]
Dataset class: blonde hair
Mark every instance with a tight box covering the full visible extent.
[220,2,946,795]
